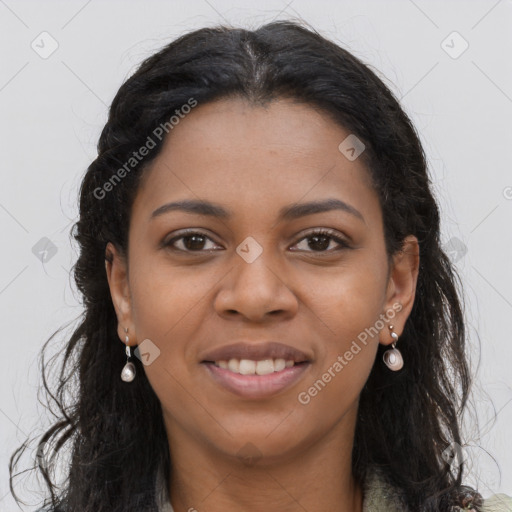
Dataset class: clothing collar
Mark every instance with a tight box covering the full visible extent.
[156,465,406,512]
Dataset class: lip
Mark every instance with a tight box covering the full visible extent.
[203,361,311,399]
[199,341,312,363]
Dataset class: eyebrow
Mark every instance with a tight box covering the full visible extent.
[150,198,365,223]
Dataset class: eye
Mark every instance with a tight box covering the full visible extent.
[291,228,350,253]
[162,230,222,253]
[162,228,350,254]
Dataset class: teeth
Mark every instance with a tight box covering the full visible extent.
[215,358,296,375]
[255,359,274,375]
[227,359,239,373]
[239,359,256,375]
[274,358,286,372]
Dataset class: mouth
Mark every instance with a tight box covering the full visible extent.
[199,341,312,399]
[205,357,306,374]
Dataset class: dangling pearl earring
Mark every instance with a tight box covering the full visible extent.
[383,324,404,371]
[121,327,136,382]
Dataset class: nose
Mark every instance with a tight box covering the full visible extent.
[214,252,299,322]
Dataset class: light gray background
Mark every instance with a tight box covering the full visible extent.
[1,0,511,509]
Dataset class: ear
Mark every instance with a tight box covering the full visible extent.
[380,235,420,345]
[105,241,136,345]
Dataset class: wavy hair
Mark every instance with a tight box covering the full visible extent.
[10,20,484,512]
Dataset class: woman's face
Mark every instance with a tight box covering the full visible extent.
[106,97,418,465]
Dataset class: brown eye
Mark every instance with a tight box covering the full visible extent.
[291,229,350,253]
[163,231,222,252]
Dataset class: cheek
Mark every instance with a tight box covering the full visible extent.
[128,267,203,424]
[296,257,387,406]
[129,255,208,343]
[295,341,377,436]
[301,256,388,342]
[127,250,238,378]
[296,267,384,420]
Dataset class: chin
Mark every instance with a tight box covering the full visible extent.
[206,428,312,467]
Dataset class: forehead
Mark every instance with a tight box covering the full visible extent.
[132,97,378,223]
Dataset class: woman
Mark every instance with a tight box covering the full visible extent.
[9,20,511,512]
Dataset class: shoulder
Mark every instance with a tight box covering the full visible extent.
[362,466,409,511]
[362,466,512,512]
[481,493,512,512]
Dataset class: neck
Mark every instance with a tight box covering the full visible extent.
[164,404,363,512]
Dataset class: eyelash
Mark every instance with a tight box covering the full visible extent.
[162,228,350,254]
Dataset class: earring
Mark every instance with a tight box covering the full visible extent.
[383,325,404,371]
[121,327,136,382]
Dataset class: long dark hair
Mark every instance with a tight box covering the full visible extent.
[10,20,485,511]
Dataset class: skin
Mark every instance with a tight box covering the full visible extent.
[105,97,419,512]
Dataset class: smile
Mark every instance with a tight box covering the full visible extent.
[202,359,311,399]
[215,358,295,375]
